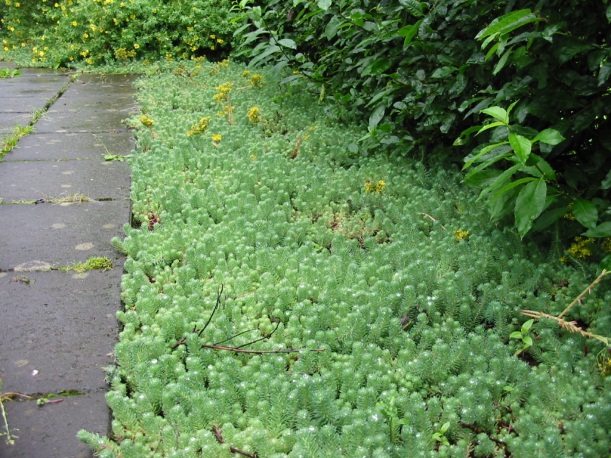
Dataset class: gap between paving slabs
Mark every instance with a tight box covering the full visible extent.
[0,69,137,457]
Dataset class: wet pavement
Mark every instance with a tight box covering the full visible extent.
[0,62,136,457]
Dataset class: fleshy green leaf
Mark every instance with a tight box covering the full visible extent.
[515,178,547,238]
[572,199,598,229]
[509,132,532,164]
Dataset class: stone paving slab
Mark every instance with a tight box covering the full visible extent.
[0,112,33,133]
[54,92,136,111]
[0,76,69,98]
[0,269,121,394]
[0,96,52,113]
[33,108,133,134]
[0,391,108,458]
[4,132,134,161]
[0,201,129,271]
[0,157,130,201]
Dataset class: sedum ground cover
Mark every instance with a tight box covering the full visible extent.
[78,60,610,457]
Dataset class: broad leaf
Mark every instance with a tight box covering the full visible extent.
[477,9,539,42]
[324,15,343,40]
[509,132,532,163]
[493,177,536,199]
[493,49,511,75]
[532,128,564,145]
[572,199,598,229]
[584,222,611,238]
[515,178,547,238]
[463,141,509,170]
[277,38,297,49]
[317,0,332,11]
[369,105,386,131]
[476,121,506,136]
[481,106,508,123]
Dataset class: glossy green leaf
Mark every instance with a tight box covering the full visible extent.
[492,177,535,199]
[572,199,598,229]
[515,178,547,238]
[463,141,509,170]
[369,105,386,131]
[277,38,297,49]
[509,132,532,163]
[476,9,539,42]
[397,22,420,47]
[481,106,508,123]
[532,128,564,145]
[584,222,611,238]
[317,0,332,11]
[493,49,511,75]
[324,15,343,40]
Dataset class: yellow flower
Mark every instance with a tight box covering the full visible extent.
[365,180,386,194]
[134,43,140,49]
[211,133,222,144]
[187,116,212,136]
[139,115,154,127]
[565,237,594,260]
[453,229,471,242]
[249,73,263,88]
[247,107,261,124]
[72,21,78,26]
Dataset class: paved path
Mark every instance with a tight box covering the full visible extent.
[0,63,136,457]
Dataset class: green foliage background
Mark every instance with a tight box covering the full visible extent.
[1,0,237,65]
[233,0,611,244]
[2,0,611,456]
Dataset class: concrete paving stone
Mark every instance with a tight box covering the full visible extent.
[4,132,135,161]
[33,108,133,134]
[0,76,70,98]
[0,96,53,113]
[0,158,130,201]
[0,201,129,271]
[75,73,138,86]
[0,269,121,394]
[0,391,109,458]
[0,112,33,133]
[54,92,136,111]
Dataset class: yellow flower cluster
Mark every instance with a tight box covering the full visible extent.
[213,82,232,103]
[115,47,136,60]
[139,115,154,127]
[365,180,386,194]
[247,107,261,124]
[211,133,222,144]
[562,236,594,262]
[188,116,211,136]
[453,229,471,242]
[243,70,264,88]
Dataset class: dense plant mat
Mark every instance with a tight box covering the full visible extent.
[78,61,610,457]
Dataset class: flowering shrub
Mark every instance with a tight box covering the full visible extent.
[1,0,237,66]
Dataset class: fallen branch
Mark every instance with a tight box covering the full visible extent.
[212,425,258,457]
[558,269,609,319]
[521,268,610,346]
[521,309,609,346]
[201,344,325,354]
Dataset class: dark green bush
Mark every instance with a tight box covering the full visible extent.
[234,0,611,244]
